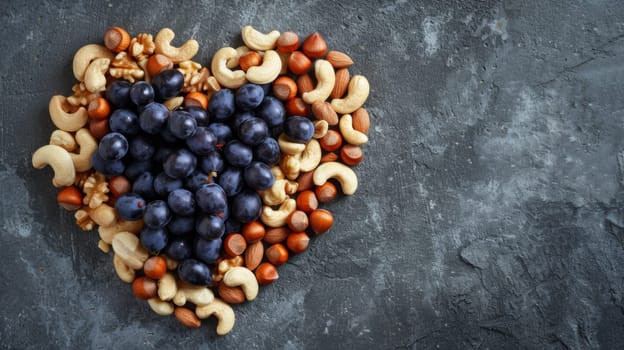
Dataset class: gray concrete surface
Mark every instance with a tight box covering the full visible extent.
[2,0,624,349]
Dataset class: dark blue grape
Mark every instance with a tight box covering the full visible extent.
[230,190,262,223]
[253,137,280,166]
[130,81,155,106]
[128,134,156,161]
[153,172,183,198]
[106,81,132,108]
[153,145,175,165]
[168,110,197,139]
[256,96,286,129]
[223,140,253,168]
[207,123,232,147]
[224,218,242,234]
[139,226,168,252]
[231,111,255,131]
[165,237,193,260]
[217,166,243,197]
[199,151,224,175]
[195,214,225,240]
[163,149,197,179]
[235,83,264,110]
[132,172,156,201]
[186,106,209,126]
[109,109,140,136]
[238,117,268,146]
[91,152,125,176]
[244,161,275,190]
[167,215,195,236]
[193,238,222,265]
[195,183,227,214]
[177,258,212,286]
[143,200,172,228]
[186,127,216,155]
[151,69,184,100]
[208,89,235,122]
[184,170,213,192]
[284,116,314,143]
[114,192,146,220]
[159,124,179,143]
[123,160,153,181]
[98,132,128,160]
[139,102,169,134]
[167,188,195,216]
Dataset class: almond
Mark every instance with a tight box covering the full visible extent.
[174,307,201,328]
[325,50,353,69]
[312,101,339,125]
[331,68,350,99]
[296,73,315,96]
[244,241,264,271]
[351,107,370,134]
[263,227,289,244]
[217,282,246,304]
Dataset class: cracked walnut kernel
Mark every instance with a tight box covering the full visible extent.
[83,173,110,209]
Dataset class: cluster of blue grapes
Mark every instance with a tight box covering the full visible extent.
[93,69,314,286]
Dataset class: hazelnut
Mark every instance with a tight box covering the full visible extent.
[295,190,318,213]
[309,209,334,235]
[272,76,298,101]
[265,243,289,266]
[238,51,262,71]
[255,262,279,285]
[315,181,337,203]
[287,51,312,75]
[319,130,343,152]
[263,227,289,244]
[57,186,83,211]
[286,231,310,254]
[340,144,364,166]
[285,97,310,116]
[223,233,247,257]
[302,32,327,59]
[287,210,309,232]
[143,256,167,280]
[132,276,158,300]
[242,221,266,243]
[277,31,300,53]
[87,97,110,119]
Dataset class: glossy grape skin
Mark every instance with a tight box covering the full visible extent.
[132,172,156,201]
[253,137,280,166]
[128,134,156,161]
[153,145,175,165]
[199,151,224,175]
[256,96,286,129]
[284,115,315,143]
[163,149,197,179]
[223,140,253,168]
[109,109,141,136]
[231,111,255,132]
[217,166,243,197]
[167,188,196,216]
[184,170,212,192]
[230,190,262,223]
[165,237,193,260]
[243,161,275,190]
[238,117,269,146]
[151,69,184,100]
[123,160,153,181]
[208,89,235,122]
[139,102,169,134]
[153,172,183,198]
[177,258,213,286]
[106,80,132,108]
[168,110,197,140]
[195,214,225,240]
[143,200,172,228]
[140,226,169,252]
[159,123,179,144]
[166,215,195,236]
[224,218,242,234]
[195,183,227,215]
[207,123,232,147]
[186,127,217,156]
[114,192,146,221]
[129,81,155,106]
[193,237,222,265]
[235,83,264,110]
[91,152,125,176]
[98,132,128,160]
[186,106,209,126]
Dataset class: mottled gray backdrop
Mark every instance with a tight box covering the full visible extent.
[1,1,623,349]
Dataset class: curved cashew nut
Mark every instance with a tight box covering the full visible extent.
[211,47,248,88]
[339,114,369,146]
[195,298,235,335]
[112,232,149,270]
[313,162,358,195]
[313,120,329,139]
[98,218,144,244]
[331,75,370,114]
[278,133,305,155]
[87,204,117,227]
[241,26,280,51]
[49,130,77,151]
[302,60,335,104]
[299,139,322,172]
[154,28,199,63]
[72,44,114,81]
[32,145,76,187]
[226,45,250,69]
[271,166,285,180]
[246,50,281,84]
[223,266,258,301]
[113,253,136,283]
[157,272,178,301]
[84,58,110,92]
[148,297,175,316]
[68,128,98,172]
[173,280,215,307]
[261,198,296,227]
[49,95,89,132]
[258,179,289,206]
[280,154,301,180]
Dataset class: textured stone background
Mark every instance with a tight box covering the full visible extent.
[2,1,624,349]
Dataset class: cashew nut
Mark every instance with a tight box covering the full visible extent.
[241,26,280,51]
[271,166,285,180]
[32,145,76,187]
[258,179,290,206]
[313,162,358,195]
[49,130,77,152]
[211,47,248,88]
[299,139,322,172]
[278,133,306,155]
[302,60,335,104]
[113,253,136,283]
[148,298,175,316]
[68,128,98,172]
[195,298,235,335]
[154,28,199,63]
[331,75,370,114]
[87,204,117,227]
[173,280,215,307]
[338,114,369,146]
[226,45,250,69]
[261,198,296,227]
[313,120,329,139]
[98,218,144,244]
[84,58,110,93]
[72,44,114,81]
[49,95,89,132]
[223,267,258,301]
[280,153,301,180]
[157,272,178,301]
[246,50,281,84]
[112,232,149,270]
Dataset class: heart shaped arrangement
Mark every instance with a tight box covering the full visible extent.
[32,26,370,334]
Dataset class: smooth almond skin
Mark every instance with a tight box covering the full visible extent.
[175,307,201,328]
[331,68,350,99]
[244,241,264,271]
[312,101,339,125]
[325,50,354,68]
[218,282,246,304]
[263,227,289,244]
[297,73,315,96]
